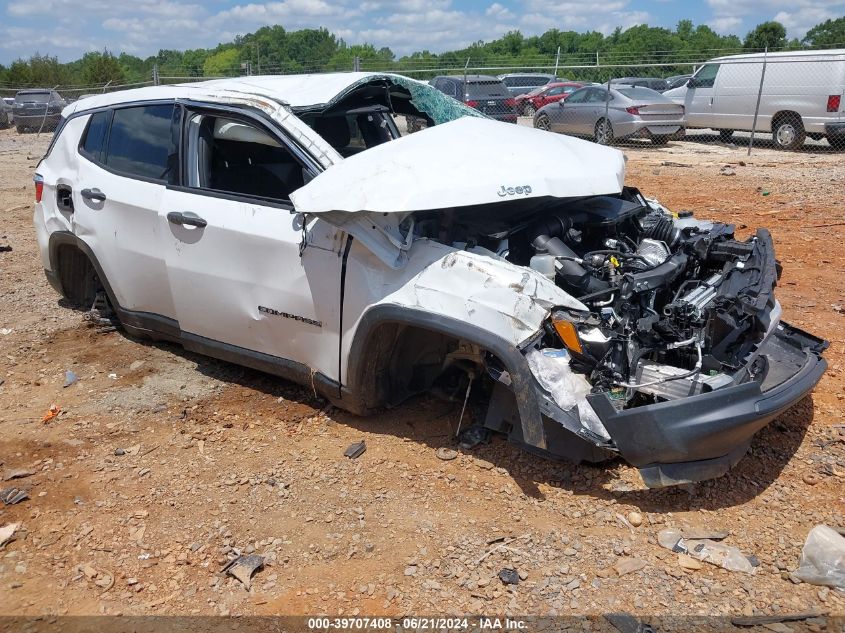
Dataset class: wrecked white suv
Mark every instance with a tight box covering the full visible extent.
[34,73,827,487]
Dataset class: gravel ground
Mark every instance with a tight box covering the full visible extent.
[0,125,844,625]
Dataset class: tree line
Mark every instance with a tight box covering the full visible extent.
[1,17,843,89]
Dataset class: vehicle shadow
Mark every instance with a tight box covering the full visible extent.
[683,131,843,153]
[110,326,815,514]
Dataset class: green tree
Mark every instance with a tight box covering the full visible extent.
[80,51,126,85]
[743,21,788,50]
[203,48,240,76]
[802,17,845,48]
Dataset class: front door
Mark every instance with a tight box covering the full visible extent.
[685,63,720,128]
[159,105,345,381]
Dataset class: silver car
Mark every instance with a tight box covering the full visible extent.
[534,85,685,145]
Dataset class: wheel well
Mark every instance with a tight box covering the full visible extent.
[53,243,98,308]
[772,110,802,129]
[349,322,487,414]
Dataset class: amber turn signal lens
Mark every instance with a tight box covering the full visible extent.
[551,317,582,355]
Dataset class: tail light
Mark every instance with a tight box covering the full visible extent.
[34,174,44,203]
[504,98,516,108]
[464,99,478,108]
[827,94,841,112]
[626,106,640,115]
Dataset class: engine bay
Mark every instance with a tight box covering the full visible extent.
[412,187,781,409]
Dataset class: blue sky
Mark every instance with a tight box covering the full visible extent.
[1,0,843,64]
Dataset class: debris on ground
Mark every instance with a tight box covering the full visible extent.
[658,527,756,574]
[498,568,520,585]
[731,611,823,627]
[0,245,11,253]
[720,165,736,176]
[604,612,655,633]
[793,525,845,589]
[3,468,35,481]
[41,404,60,423]
[0,328,12,335]
[435,447,458,461]
[681,527,730,541]
[222,554,265,590]
[457,425,489,449]
[343,440,366,459]
[677,553,704,570]
[627,511,643,527]
[614,558,648,576]
[62,370,78,388]
[0,487,29,505]
[0,522,20,548]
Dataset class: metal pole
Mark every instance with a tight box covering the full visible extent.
[102,80,112,94]
[463,56,470,103]
[603,77,611,143]
[256,43,261,74]
[554,46,560,77]
[748,47,767,156]
[152,64,159,86]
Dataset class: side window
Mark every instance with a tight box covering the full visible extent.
[80,110,110,162]
[443,80,457,98]
[186,113,306,202]
[565,88,588,104]
[546,87,564,96]
[691,64,720,89]
[586,88,609,103]
[105,105,179,182]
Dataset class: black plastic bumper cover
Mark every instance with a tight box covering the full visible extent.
[588,322,826,486]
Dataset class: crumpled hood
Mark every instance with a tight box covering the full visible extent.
[291,117,625,214]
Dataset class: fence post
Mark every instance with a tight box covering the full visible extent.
[152,64,160,86]
[353,56,360,72]
[463,57,470,103]
[554,46,560,77]
[748,47,768,156]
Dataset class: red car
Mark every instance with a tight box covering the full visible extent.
[516,82,584,115]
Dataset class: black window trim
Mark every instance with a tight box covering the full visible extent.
[74,99,180,186]
[170,100,321,210]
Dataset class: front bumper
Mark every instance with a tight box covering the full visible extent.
[586,321,826,486]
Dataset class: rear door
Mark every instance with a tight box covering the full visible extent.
[159,103,344,380]
[73,103,179,319]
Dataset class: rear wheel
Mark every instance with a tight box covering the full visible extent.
[718,129,734,142]
[16,124,26,133]
[535,113,551,131]
[594,118,613,145]
[773,115,805,150]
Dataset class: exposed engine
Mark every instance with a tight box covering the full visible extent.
[413,187,780,408]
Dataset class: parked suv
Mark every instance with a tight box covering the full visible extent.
[430,75,517,123]
[13,89,65,132]
[34,73,826,487]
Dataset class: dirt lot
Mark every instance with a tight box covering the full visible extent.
[0,125,844,622]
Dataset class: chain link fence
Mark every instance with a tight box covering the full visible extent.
[1,50,842,153]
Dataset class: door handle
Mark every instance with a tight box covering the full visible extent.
[80,188,106,202]
[167,211,207,228]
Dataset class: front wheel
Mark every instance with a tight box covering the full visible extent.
[524,103,536,116]
[535,113,551,131]
[773,116,805,150]
[594,118,613,145]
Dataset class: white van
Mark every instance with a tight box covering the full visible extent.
[664,49,845,149]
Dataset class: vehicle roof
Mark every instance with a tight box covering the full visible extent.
[709,48,845,62]
[547,81,584,87]
[498,72,555,78]
[16,89,53,94]
[62,72,425,117]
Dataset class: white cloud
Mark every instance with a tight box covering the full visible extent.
[486,2,515,20]
[705,0,845,39]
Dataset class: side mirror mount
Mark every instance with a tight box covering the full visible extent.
[687,78,699,89]
[557,100,565,108]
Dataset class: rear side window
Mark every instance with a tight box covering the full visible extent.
[80,111,109,161]
[466,80,509,98]
[106,105,179,182]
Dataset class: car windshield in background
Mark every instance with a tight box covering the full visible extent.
[16,92,51,103]
[617,87,664,100]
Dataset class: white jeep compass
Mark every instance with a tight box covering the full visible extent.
[33,73,827,487]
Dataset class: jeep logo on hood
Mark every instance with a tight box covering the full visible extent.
[497,185,533,197]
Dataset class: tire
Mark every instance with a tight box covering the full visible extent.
[594,118,613,145]
[772,115,805,150]
[535,114,551,132]
[16,124,26,133]
[718,129,734,142]
[0,113,8,129]
[524,103,536,116]
[650,134,670,146]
